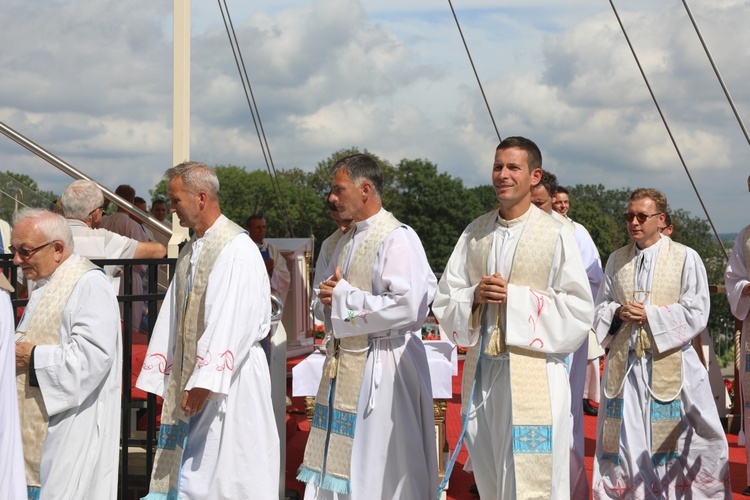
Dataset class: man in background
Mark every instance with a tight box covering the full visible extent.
[246,214,290,306]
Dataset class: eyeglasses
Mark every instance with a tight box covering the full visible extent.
[10,241,55,258]
[624,212,662,224]
[88,205,105,217]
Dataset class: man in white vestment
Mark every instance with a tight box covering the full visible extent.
[0,271,24,500]
[136,161,279,499]
[433,136,594,500]
[311,196,355,322]
[60,180,166,297]
[13,209,122,500]
[593,188,729,499]
[297,153,438,499]
[532,171,602,499]
[724,200,750,495]
[246,213,291,306]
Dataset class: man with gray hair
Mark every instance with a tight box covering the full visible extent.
[136,161,279,499]
[60,180,165,296]
[298,153,438,498]
[13,209,121,499]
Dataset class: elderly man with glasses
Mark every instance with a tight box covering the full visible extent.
[59,180,165,295]
[592,188,729,498]
[13,208,122,500]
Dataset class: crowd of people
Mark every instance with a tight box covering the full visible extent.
[0,138,746,499]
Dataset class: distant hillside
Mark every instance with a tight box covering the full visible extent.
[720,233,738,248]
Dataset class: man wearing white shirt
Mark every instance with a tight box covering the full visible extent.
[246,213,290,306]
[593,188,729,498]
[298,153,437,499]
[13,209,121,500]
[433,137,594,499]
[136,161,279,499]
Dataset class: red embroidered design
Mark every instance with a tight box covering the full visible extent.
[196,351,212,368]
[527,289,546,332]
[144,353,172,375]
[529,338,544,349]
[218,350,235,371]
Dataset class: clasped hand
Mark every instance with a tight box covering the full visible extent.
[619,301,648,324]
[474,273,508,305]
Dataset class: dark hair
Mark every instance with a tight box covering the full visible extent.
[115,184,136,203]
[555,186,569,196]
[152,199,167,209]
[536,170,558,197]
[496,136,542,171]
[245,213,265,227]
[330,154,383,198]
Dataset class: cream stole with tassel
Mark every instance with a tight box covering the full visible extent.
[461,207,562,499]
[601,237,685,465]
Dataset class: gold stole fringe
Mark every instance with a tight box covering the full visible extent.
[461,208,562,499]
[148,217,244,495]
[17,255,98,487]
[300,212,403,491]
[602,238,685,462]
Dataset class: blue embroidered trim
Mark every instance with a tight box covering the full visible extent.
[330,408,357,438]
[156,420,190,450]
[602,451,623,465]
[28,486,41,500]
[311,403,329,430]
[297,468,352,494]
[651,399,680,420]
[605,398,624,419]
[512,425,553,454]
[141,488,180,500]
[746,354,750,371]
[652,451,680,467]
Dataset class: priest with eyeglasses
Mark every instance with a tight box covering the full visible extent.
[592,188,729,498]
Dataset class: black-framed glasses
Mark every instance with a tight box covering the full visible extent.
[10,241,55,258]
[624,212,662,224]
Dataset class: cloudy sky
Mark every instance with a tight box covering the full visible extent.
[1,0,748,234]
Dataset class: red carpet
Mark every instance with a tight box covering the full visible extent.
[285,357,749,499]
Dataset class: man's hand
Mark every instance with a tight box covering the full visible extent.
[16,341,34,373]
[319,267,343,308]
[474,273,508,305]
[742,283,750,296]
[619,301,648,325]
[265,258,275,276]
[181,387,212,417]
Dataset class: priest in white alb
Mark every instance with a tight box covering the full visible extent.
[297,153,438,499]
[433,137,594,500]
[13,208,122,500]
[592,188,729,499]
[724,175,750,496]
[136,161,279,499]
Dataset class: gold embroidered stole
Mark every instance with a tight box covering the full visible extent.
[299,211,402,494]
[461,208,562,499]
[148,217,244,496]
[742,228,750,414]
[602,238,685,464]
[16,255,99,487]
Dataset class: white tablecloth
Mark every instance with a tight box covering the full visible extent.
[292,340,457,399]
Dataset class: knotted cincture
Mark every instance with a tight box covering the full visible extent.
[322,340,339,379]
[483,319,506,357]
[635,326,651,357]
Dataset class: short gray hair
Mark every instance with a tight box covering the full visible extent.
[14,208,74,251]
[61,180,104,221]
[165,161,220,198]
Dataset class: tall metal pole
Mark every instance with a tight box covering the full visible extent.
[171,0,191,256]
